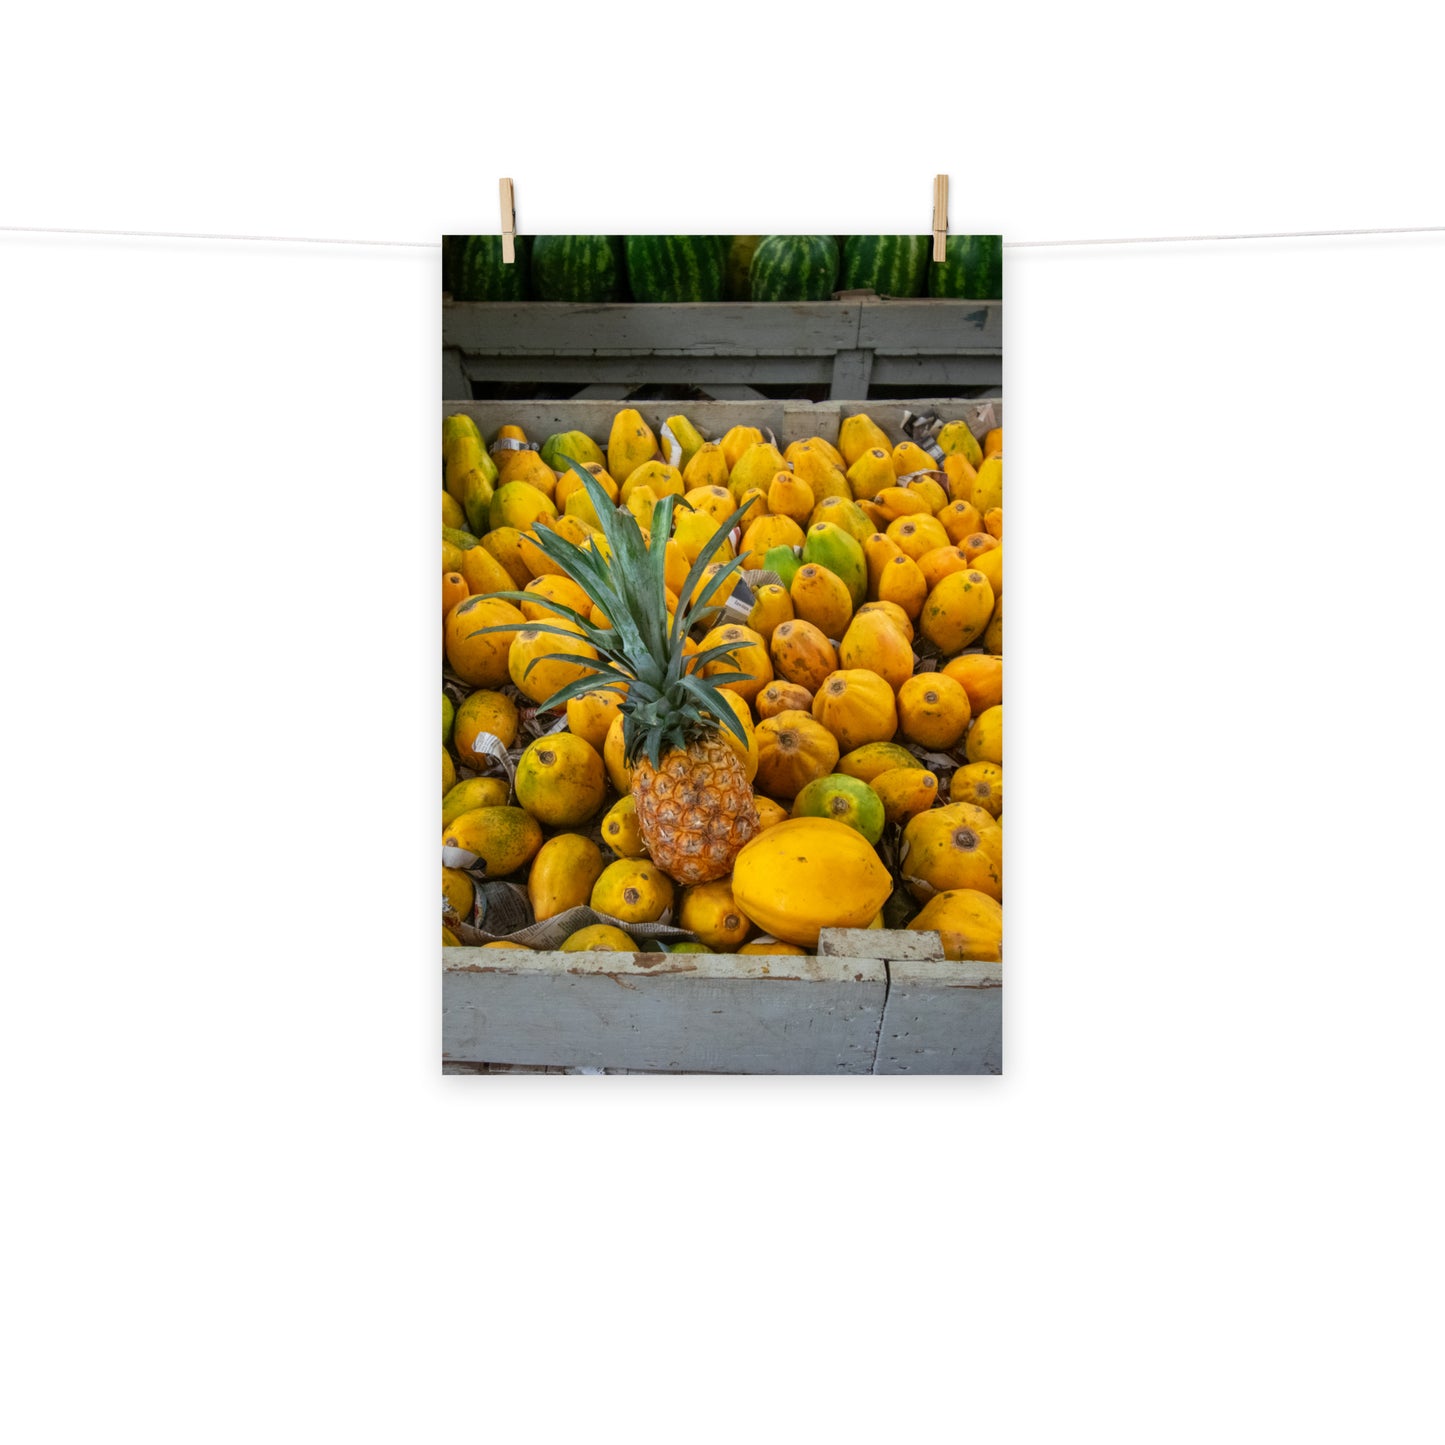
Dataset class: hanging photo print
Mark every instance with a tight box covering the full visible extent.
[441,230,1003,1075]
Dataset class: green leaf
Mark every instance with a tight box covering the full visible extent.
[685,639,749,673]
[527,671,630,716]
[676,674,749,750]
[669,498,752,649]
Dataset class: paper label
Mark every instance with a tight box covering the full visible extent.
[660,422,683,469]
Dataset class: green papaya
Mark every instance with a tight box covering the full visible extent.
[801,521,867,608]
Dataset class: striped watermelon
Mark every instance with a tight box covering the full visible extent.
[749,235,840,302]
[625,236,727,303]
[929,235,1002,300]
[531,235,628,302]
[449,234,531,302]
[840,235,932,297]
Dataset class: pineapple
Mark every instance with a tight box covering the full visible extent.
[469,460,761,885]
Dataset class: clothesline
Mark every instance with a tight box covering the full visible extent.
[1,223,1441,252]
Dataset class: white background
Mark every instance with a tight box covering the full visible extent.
[3,4,1443,1441]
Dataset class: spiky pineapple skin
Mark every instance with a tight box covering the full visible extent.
[631,731,760,885]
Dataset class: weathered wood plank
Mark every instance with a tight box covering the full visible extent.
[871,355,1003,387]
[821,929,945,962]
[460,354,836,386]
[443,300,864,357]
[571,383,634,400]
[873,958,1003,1076]
[442,348,470,402]
[857,299,1002,352]
[443,947,887,1075]
[696,383,768,401]
[829,347,874,399]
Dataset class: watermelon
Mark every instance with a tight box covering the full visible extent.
[625,236,727,303]
[724,236,763,300]
[929,235,1002,300]
[531,235,628,303]
[840,235,931,297]
[749,235,840,302]
[450,235,531,302]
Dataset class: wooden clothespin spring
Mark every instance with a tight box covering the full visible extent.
[932,175,948,262]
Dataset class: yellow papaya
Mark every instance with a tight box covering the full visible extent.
[661,413,706,470]
[514,733,607,827]
[964,705,1002,765]
[678,877,753,951]
[812,669,898,751]
[838,413,891,467]
[790,563,854,640]
[836,741,920,782]
[870,766,940,826]
[731,817,892,947]
[950,760,1002,818]
[754,710,839,800]
[697,624,773,706]
[896,673,971,750]
[608,407,658,483]
[729,442,789,503]
[442,805,544,877]
[600,795,647,858]
[682,442,731,491]
[528,833,606,922]
[621,460,685,503]
[899,803,1003,902]
[769,620,838,694]
[846,447,895,500]
[591,859,675,924]
[838,610,914,693]
[892,440,938,477]
[918,569,995,654]
[940,654,1003,715]
[720,425,764,472]
[937,420,983,468]
[971,455,1003,514]
[908,888,1002,962]
[747,583,795,643]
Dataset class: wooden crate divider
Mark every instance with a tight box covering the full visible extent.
[443,297,1001,401]
[443,929,1003,1076]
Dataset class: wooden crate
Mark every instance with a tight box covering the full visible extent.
[442,297,1002,401]
[443,396,1001,452]
[440,397,1004,1076]
[443,932,1002,1076]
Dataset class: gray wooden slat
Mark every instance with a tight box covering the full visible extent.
[870,356,1003,386]
[443,947,886,1075]
[571,383,635,400]
[829,348,874,399]
[696,383,768,401]
[442,349,470,402]
[443,301,864,357]
[873,958,1003,1076]
[857,299,1002,352]
[461,354,836,385]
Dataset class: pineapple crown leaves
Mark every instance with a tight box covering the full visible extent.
[464,456,754,767]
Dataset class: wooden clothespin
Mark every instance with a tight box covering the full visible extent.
[499,178,516,263]
[932,175,949,262]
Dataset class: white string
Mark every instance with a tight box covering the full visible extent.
[0,224,433,249]
[1,223,1441,251]
[1006,225,1444,248]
